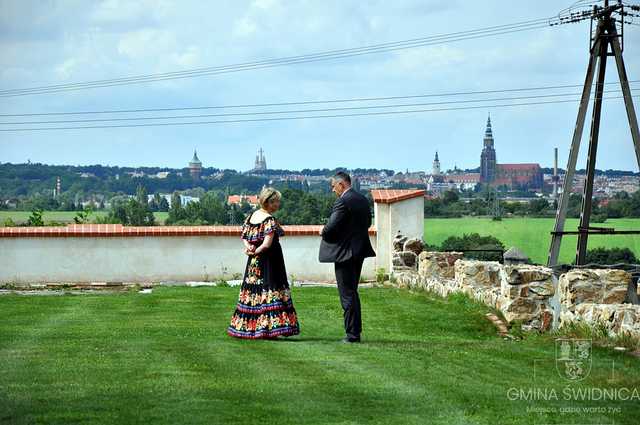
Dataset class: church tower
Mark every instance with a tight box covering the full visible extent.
[480,114,497,184]
[432,151,441,176]
[254,147,267,171]
[189,149,202,180]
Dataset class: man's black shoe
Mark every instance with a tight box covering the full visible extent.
[342,336,361,343]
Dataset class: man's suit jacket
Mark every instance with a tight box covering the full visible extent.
[319,188,376,263]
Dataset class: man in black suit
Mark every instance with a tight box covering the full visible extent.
[319,171,376,343]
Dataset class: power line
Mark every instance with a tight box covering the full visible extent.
[1,88,636,125]
[0,19,554,97]
[2,80,636,117]
[0,18,550,96]
[1,94,636,132]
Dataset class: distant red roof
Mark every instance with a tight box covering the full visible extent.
[371,189,425,204]
[498,163,541,171]
[227,195,259,205]
[446,173,480,183]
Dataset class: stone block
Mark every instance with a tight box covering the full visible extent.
[528,281,555,298]
[559,269,631,309]
[393,232,408,253]
[418,251,463,279]
[455,260,501,289]
[565,303,640,339]
[502,265,553,285]
[502,297,540,322]
[403,238,424,256]
[393,251,417,269]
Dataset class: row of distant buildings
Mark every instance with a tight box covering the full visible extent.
[69,115,639,200]
[356,115,545,194]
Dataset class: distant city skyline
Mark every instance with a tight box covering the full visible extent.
[7,148,639,175]
[1,1,639,171]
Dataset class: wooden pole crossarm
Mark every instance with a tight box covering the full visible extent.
[550,229,640,235]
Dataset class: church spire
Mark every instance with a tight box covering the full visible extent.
[480,113,497,184]
[191,149,201,164]
[484,113,493,140]
[432,151,441,176]
[253,147,267,171]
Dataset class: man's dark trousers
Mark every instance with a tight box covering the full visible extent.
[335,256,364,339]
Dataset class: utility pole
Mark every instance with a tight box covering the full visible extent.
[552,148,559,202]
[548,0,640,266]
[490,187,502,220]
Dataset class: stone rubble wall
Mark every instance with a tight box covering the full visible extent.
[558,269,638,338]
[394,249,639,338]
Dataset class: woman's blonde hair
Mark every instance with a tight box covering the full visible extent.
[258,187,281,208]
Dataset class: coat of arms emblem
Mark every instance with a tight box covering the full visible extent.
[555,338,592,381]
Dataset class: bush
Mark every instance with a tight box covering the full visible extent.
[3,218,16,227]
[439,233,505,262]
[27,209,44,226]
[98,198,155,226]
[582,247,638,265]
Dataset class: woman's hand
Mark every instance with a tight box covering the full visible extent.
[244,245,256,256]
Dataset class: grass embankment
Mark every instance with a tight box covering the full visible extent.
[1,287,638,424]
[425,217,640,264]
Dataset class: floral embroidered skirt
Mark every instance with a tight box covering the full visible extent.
[227,243,300,339]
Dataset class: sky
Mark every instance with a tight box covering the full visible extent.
[1,0,640,172]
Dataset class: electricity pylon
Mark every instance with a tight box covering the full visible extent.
[548,0,640,266]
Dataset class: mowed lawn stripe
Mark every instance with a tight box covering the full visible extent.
[1,287,639,425]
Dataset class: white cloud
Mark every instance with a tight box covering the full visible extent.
[233,16,258,38]
[91,0,173,24]
[388,45,465,76]
[172,45,201,68]
[253,0,281,11]
[117,29,176,59]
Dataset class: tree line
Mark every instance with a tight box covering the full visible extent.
[40,186,341,227]
[90,187,339,226]
[0,162,392,205]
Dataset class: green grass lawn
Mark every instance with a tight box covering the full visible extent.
[1,287,638,425]
[425,217,640,265]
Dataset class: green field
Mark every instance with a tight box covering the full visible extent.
[425,217,640,265]
[0,211,169,225]
[1,286,638,424]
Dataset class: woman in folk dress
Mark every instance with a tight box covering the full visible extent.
[227,187,300,339]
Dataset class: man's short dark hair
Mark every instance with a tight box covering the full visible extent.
[334,171,351,185]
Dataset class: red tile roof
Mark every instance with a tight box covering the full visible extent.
[227,195,259,205]
[446,173,481,183]
[497,163,541,171]
[0,223,376,237]
[371,189,425,204]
